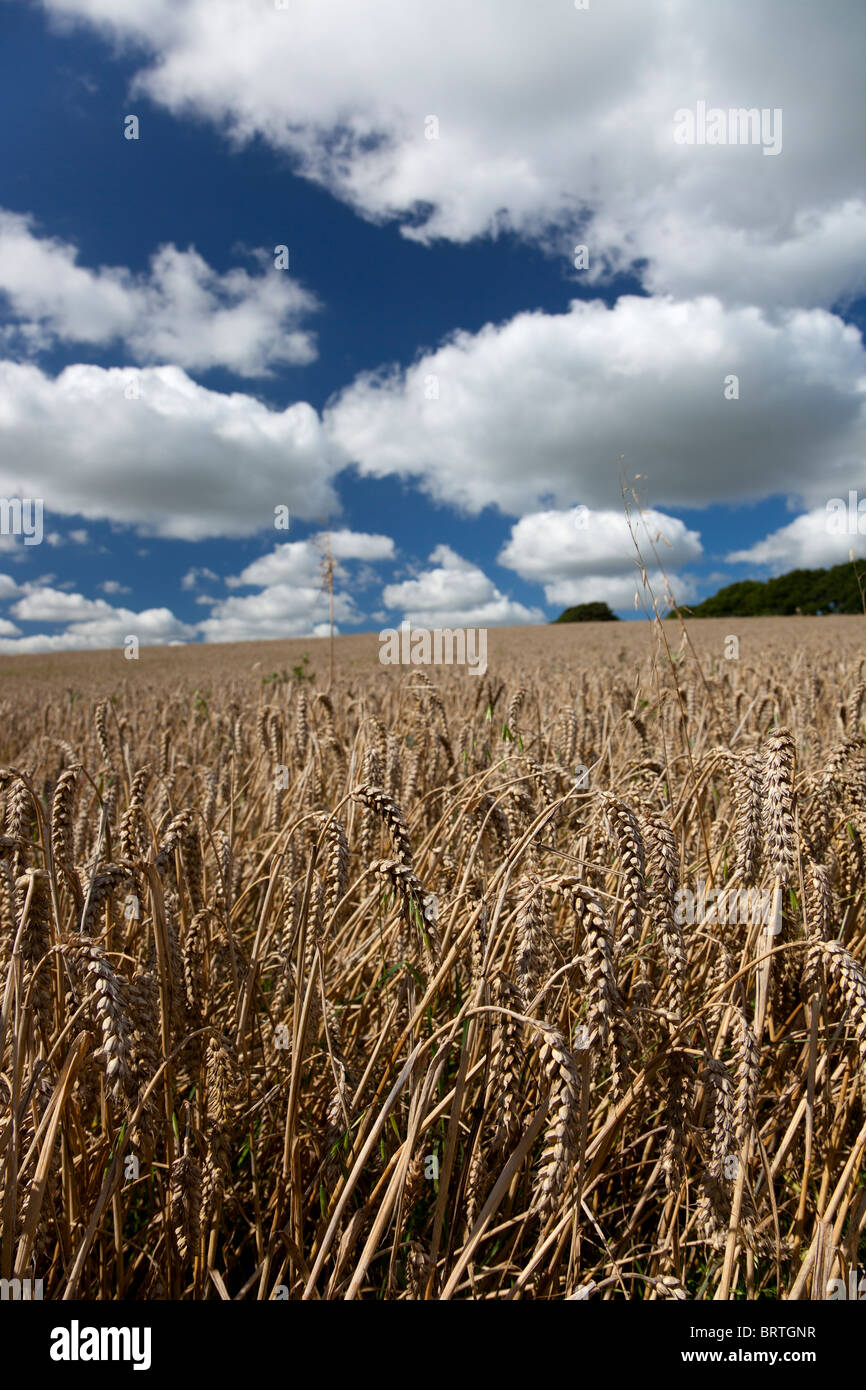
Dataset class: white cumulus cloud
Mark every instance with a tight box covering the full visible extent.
[198,530,395,640]
[227,532,395,590]
[0,584,196,652]
[382,544,544,627]
[181,566,219,590]
[0,209,319,375]
[499,506,702,609]
[727,503,866,572]
[0,361,341,539]
[36,0,866,308]
[326,295,866,516]
[197,584,355,644]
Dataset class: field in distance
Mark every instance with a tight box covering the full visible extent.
[1,614,863,696]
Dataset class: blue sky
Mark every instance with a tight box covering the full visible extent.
[0,0,863,650]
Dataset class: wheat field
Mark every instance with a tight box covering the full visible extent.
[1,616,865,1300]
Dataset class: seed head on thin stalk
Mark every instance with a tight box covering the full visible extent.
[728,749,763,885]
[762,727,796,886]
[530,1023,581,1216]
[370,858,441,971]
[514,873,549,1012]
[731,1007,760,1149]
[556,877,628,1098]
[489,972,525,1152]
[170,1138,202,1265]
[661,1047,693,1192]
[63,933,133,1103]
[644,812,685,1020]
[598,792,646,958]
[15,868,53,1035]
[697,1057,734,1246]
[354,785,413,869]
[822,941,866,1074]
[50,765,79,879]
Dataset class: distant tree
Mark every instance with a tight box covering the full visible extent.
[553,601,620,623]
[676,560,866,618]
